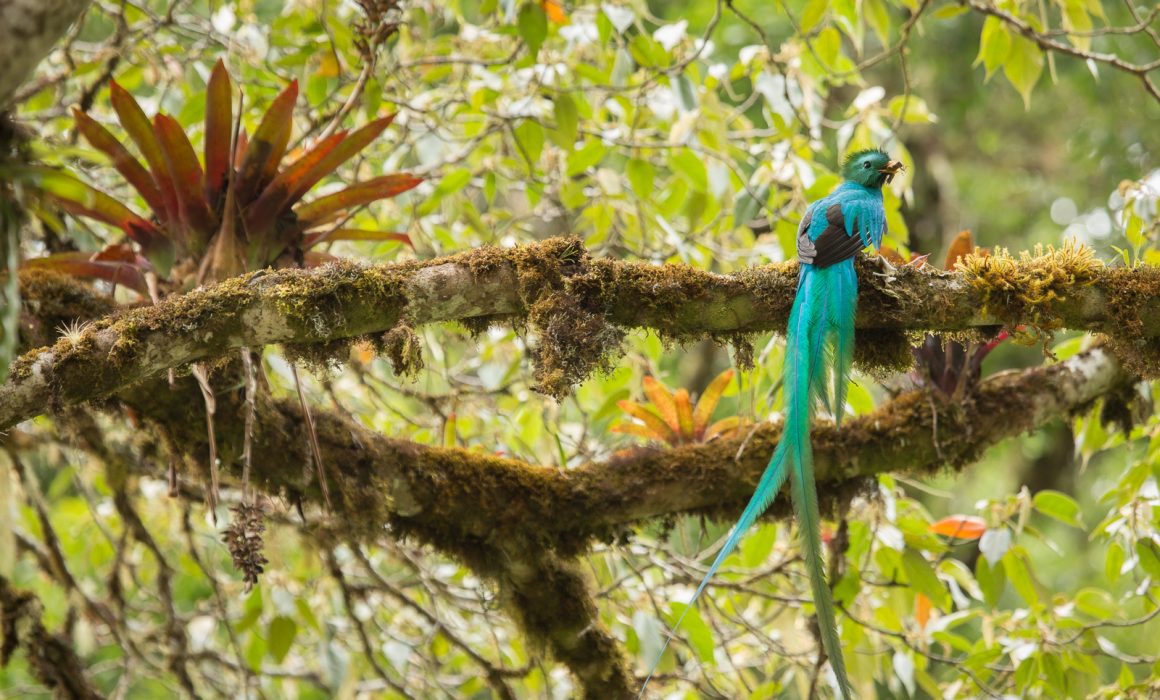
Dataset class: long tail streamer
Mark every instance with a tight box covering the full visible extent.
[639,260,857,699]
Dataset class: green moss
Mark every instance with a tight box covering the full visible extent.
[1100,265,1160,378]
[956,241,1102,344]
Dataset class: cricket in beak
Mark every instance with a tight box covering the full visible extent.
[878,159,905,184]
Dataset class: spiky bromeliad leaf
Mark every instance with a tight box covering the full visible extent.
[73,108,167,216]
[243,131,347,233]
[234,80,298,204]
[245,114,399,236]
[108,80,180,231]
[204,60,234,209]
[25,251,149,294]
[294,173,422,230]
[154,113,216,250]
[693,369,734,439]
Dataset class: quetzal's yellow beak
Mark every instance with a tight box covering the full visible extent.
[878,159,905,183]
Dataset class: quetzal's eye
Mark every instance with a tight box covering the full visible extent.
[863,161,872,169]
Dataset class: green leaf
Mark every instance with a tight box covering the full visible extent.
[1033,490,1083,528]
[1135,539,1160,579]
[976,555,1006,609]
[267,616,297,663]
[1105,541,1125,583]
[626,158,655,197]
[974,17,1012,80]
[517,2,548,56]
[932,5,968,20]
[902,549,950,610]
[566,141,607,176]
[1075,587,1116,619]
[666,603,715,664]
[800,0,828,33]
[813,27,842,69]
[864,0,890,46]
[741,524,777,568]
[1002,548,1041,608]
[1004,34,1044,109]
[1062,0,1093,52]
[513,120,545,170]
[888,96,937,124]
[552,94,579,145]
[671,149,707,192]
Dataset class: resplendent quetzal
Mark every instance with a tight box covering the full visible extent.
[641,149,904,699]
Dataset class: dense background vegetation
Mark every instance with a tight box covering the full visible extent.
[2,0,1160,697]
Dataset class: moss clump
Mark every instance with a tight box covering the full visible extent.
[1101,265,1160,378]
[527,293,625,399]
[378,322,424,377]
[853,328,917,377]
[956,240,1102,342]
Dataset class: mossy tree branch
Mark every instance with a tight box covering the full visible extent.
[100,344,1126,698]
[2,238,1157,430]
[7,262,1132,698]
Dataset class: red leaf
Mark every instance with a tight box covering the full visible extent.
[294,173,422,229]
[72,108,166,216]
[929,515,987,540]
[108,80,179,228]
[234,80,298,203]
[302,228,412,249]
[154,114,216,247]
[285,114,397,205]
[244,131,346,233]
[24,252,148,294]
[204,59,233,208]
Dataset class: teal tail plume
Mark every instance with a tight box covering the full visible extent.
[638,261,857,699]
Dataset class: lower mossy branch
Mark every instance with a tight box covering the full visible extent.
[1,238,1157,429]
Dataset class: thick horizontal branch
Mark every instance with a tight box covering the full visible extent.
[3,238,1155,429]
[116,345,1127,559]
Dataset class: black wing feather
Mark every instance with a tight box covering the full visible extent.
[809,204,867,268]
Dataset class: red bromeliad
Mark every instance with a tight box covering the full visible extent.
[22,60,420,294]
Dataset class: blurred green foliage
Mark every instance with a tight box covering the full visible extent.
[3,0,1160,697]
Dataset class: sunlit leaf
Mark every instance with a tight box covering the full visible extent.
[901,549,950,610]
[518,2,548,56]
[642,376,679,433]
[693,369,733,436]
[295,173,422,229]
[974,17,1011,80]
[673,388,694,440]
[1004,34,1043,109]
[616,400,676,443]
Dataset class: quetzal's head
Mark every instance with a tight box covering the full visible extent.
[841,148,904,189]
